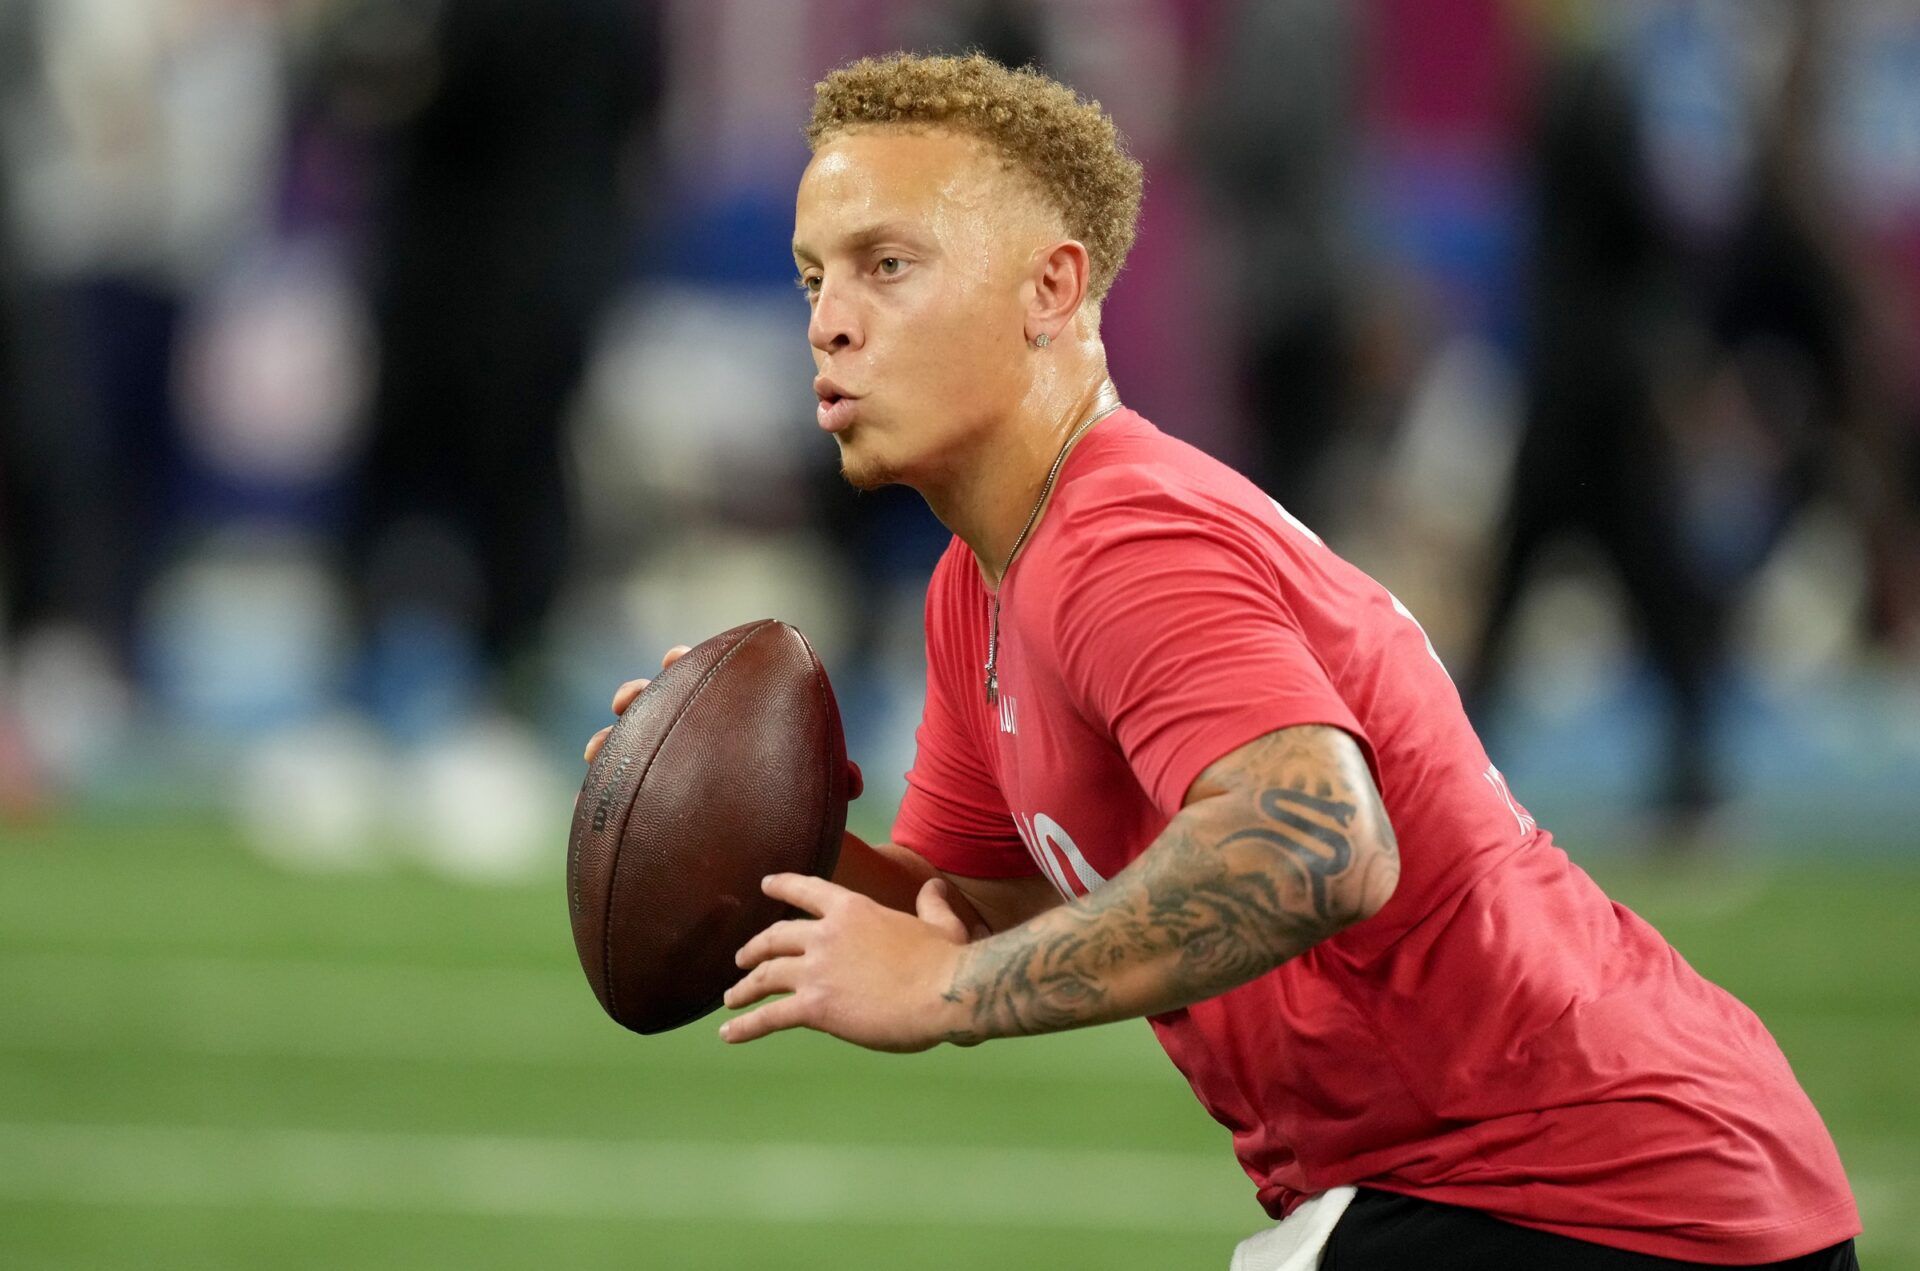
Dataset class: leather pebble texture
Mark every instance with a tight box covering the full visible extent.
[566,619,850,1034]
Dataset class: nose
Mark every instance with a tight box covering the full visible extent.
[807,275,862,356]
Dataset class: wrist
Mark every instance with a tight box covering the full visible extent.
[930,943,986,1047]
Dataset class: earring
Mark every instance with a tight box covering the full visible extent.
[1032,333,1051,349]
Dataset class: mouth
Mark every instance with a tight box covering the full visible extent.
[814,379,861,434]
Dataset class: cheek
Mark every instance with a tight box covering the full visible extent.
[906,285,1017,377]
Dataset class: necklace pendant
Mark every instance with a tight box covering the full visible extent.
[984,670,998,705]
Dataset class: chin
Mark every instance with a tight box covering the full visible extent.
[835,430,902,492]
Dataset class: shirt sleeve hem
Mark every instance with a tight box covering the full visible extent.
[1152,703,1375,815]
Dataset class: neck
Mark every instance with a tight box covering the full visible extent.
[921,365,1118,588]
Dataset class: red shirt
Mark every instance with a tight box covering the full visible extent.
[894,410,1859,1264]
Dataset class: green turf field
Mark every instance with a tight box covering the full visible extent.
[0,818,1913,1269]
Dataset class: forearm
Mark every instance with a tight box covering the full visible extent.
[830,831,944,914]
[937,732,1398,1043]
[831,831,1045,936]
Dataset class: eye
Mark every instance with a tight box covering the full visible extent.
[795,272,822,299]
[876,257,906,278]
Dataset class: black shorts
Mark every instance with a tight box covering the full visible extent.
[1324,1189,1860,1270]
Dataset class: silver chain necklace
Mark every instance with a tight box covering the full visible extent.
[984,384,1123,704]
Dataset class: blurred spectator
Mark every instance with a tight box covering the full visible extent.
[321,0,664,739]
[1835,0,1920,648]
[1467,2,1920,845]
[1693,0,1920,653]
[196,0,672,877]
[1191,0,1358,529]
[1462,40,1722,833]
[0,0,280,802]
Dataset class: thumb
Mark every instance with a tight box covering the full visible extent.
[915,878,970,945]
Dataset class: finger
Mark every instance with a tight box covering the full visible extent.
[736,918,815,969]
[915,878,970,945]
[662,644,691,671]
[583,725,613,763]
[762,872,850,918]
[845,760,864,800]
[722,956,800,1010]
[611,678,650,715]
[720,995,812,1044]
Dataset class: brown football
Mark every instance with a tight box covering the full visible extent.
[566,619,849,1034]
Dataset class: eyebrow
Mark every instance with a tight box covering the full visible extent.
[792,221,924,265]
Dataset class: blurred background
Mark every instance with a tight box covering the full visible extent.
[0,0,1915,1267]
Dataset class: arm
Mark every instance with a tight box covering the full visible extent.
[832,831,1061,936]
[722,723,1398,1050]
[937,724,1397,1043]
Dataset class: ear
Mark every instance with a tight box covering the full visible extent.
[1025,239,1092,345]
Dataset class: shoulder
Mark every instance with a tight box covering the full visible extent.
[1046,418,1286,572]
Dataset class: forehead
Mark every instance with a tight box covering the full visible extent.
[795,127,1031,250]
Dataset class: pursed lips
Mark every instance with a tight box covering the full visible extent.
[814,375,861,433]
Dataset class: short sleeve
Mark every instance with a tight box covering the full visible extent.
[891,550,1038,879]
[1050,489,1370,817]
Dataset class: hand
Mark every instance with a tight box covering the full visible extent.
[581,644,863,798]
[721,874,972,1052]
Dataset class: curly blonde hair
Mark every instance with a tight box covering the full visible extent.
[806,52,1144,304]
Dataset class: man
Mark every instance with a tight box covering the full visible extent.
[585,54,1858,1268]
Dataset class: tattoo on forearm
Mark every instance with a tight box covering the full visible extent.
[941,727,1399,1045]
